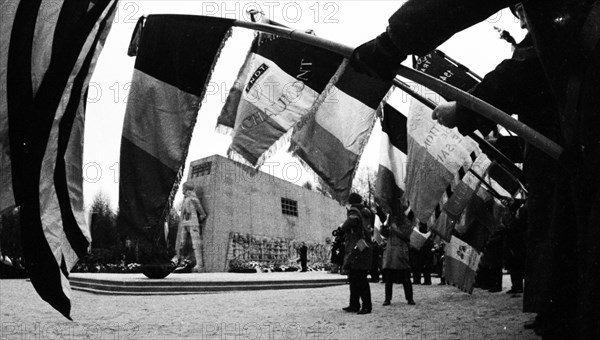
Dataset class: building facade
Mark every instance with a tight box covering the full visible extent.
[186,155,346,272]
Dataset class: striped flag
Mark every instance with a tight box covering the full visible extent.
[219,30,343,166]
[444,235,482,293]
[118,15,234,263]
[290,60,392,202]
[0,0,118,318]
[414,51,523,196]
[443,152,493,220]
[405,98,480,222]
[375,103,407,216]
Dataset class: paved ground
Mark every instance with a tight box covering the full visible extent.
[0,274,538,340]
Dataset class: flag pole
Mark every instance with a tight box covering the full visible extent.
[391,78,526,186]
[232,20,564,161]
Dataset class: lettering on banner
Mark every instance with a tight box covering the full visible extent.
[296,59,312,82]
[246,63,269,93]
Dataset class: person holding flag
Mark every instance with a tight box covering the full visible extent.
[341,193,374,315]
[350,1,600,338]
[429,6,560,334]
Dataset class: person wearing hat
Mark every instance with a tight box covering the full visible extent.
[341,192,374,314]
[174,181,207,273]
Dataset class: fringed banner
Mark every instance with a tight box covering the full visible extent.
[1,0,118,319]
[444,235,482,294]
[221,29,343,166]
[290,60,392,203]
[118,15,234,259]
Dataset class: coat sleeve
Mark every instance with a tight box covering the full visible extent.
[386,0,517,56]
[454,46,552,136]
[341,214,361,235]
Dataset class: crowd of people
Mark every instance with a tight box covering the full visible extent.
[331,192,529,316]
[347,1,600,338]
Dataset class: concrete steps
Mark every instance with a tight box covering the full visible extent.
[69,272,348,295]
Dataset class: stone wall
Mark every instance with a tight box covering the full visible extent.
[187,155,346,272]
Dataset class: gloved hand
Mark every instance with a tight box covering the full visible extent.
[350,31,406,81]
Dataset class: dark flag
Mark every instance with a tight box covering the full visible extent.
[0,0,118,319]
[118,15,234,268]
[374,103,407,216]
[413,51,479,95]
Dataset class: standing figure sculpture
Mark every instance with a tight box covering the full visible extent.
[174,181,207,273]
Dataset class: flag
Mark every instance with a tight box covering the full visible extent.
[0,0,118,318]
[374,103,408,216]
[290,60,392,202]
[443,152,493,220]
[444,235,482,293]
[410,227,431,250]
[405,98,479,222]
[413,51,479,95]
[414,50,523,195]
[118,15,234,257]
[219,30,343,166]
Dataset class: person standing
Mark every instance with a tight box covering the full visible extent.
[298,242,308,272]
[350,2,600,337]
[175,181,207,273]
[381,212,416,306]
[341,193,374,315]
[427,8,560,332]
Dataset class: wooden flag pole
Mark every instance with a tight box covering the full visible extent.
[232,20,564,161]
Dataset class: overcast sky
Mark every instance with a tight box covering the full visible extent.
[83,1,525,210]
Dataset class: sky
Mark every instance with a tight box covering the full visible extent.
[83,1,525,210]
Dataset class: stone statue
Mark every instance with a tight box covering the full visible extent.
[174,181,207,273]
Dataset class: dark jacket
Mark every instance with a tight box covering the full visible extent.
[380,215,412,270]
[342,203,373,271]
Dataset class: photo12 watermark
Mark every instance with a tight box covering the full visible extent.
[1,322,139,340]
[201,321,338,340]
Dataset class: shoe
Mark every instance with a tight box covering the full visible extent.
[382,300,391,306]
[423,281,432,285]
[357,308,372,314]
[407,300,416,305]
[342,306,360,312]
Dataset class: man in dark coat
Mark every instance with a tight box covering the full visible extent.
[298,242,308,272]
[341,193,374,315]
[350,1,600,338]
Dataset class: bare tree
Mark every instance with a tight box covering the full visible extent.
[352,165,377,207]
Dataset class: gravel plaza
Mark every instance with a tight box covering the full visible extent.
[1,273,538,340]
